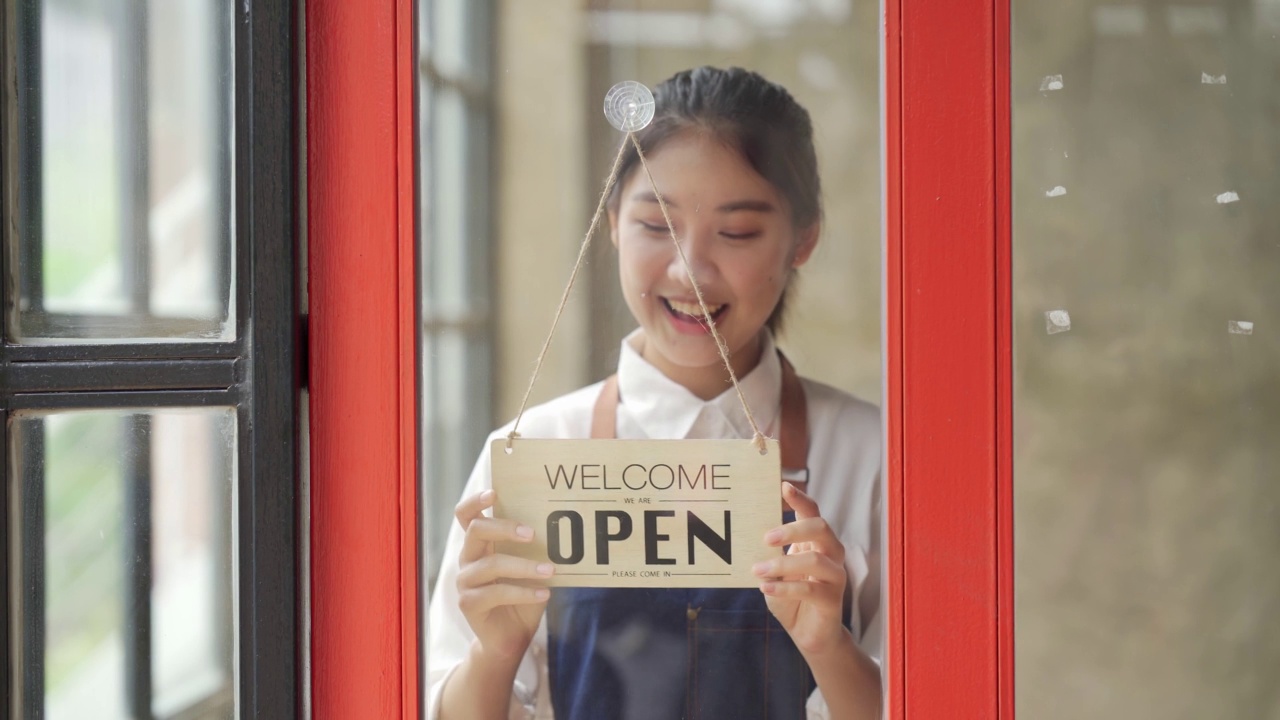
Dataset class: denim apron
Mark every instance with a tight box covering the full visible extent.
[546,354,817,719]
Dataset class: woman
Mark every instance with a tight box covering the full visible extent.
[429,66,882,720]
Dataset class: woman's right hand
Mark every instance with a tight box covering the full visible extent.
[454,488,554,662]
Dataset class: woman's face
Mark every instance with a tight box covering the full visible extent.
[609,129,818,374]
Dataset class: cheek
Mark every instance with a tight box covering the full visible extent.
[619,235,667,272]
[617,240,662,292]
[729,259,791,318]
[743,253,792,297]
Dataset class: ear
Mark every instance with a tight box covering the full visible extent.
[791,222,820,268]
[608,208,620,248]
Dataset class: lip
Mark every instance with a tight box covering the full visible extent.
[660,296,728,336]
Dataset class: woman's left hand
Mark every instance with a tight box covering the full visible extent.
[754,482,851,657]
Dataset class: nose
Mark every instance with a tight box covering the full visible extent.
[665,228,719,288]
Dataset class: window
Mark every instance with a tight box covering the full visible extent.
[1012,1,1280,716]
[417,0,496,587]
[419,0,885,715]
[2,1,300,718]
[8,0,233,344]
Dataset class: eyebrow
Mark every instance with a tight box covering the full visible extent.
[631,191,777,214]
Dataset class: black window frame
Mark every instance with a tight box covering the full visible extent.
[0,0,301,718]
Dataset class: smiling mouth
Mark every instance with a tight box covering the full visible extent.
[661,297,728,324]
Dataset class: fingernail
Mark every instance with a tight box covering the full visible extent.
[764,530,783,546]
[752,561,772,576]
[761,582,776,594]
[516,525,534,540]
[480,489,495,502]
[536,563,554,576]
[535,588,550,600]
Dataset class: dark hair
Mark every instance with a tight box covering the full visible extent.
[608,66,823,333]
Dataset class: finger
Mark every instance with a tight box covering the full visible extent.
[458,555,556,589]
[782,482,821,520]
[454,489,496,530]
[760,579,842,606]
[752,552,844,585]
[764,517,845,561]
[459,583,551,616]
[460,517,535,564]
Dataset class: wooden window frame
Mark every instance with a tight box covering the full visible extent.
[884,0,1013,716]
[307,0,421,717]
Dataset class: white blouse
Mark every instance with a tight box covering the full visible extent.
[427,331,883,719]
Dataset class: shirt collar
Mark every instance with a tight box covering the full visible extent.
[615,329,783,441]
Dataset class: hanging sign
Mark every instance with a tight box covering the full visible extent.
[492,438,782,588]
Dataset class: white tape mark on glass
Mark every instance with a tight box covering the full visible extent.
[1201,72,1228,85]
[1046,310,1072,335]
[1040,75,1064,92]
[1045,186,1067,198]
[1228,321,1254,336]
[1216,191,1240,204]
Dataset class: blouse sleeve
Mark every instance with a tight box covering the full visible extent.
[802,531,883,719]
[804,456,884,717]
[425,438,549,720]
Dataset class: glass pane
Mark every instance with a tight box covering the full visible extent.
[420,0,884,716]
[418,0,495,586]
[1013,4,1280,717]
[427,87,479,318]
[6,0,234,343]
[422,329,491,585]
[8,408,237,719]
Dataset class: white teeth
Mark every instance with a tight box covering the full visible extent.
[666,298,723,317]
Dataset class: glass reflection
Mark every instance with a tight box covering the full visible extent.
[1014,4,1280,717]
[6,0,233,343]
[8,408,236,719]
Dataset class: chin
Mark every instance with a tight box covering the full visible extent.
[643,331,723,367]
[656,329,754,369]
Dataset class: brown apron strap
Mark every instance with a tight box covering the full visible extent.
[776,353,808,481]
[589,351,809,490]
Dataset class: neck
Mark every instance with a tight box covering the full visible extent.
[636,332,767,401]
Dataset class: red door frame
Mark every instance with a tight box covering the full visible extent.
[307,0,419,717]
[884,0,1013,717]
[306,0,1015,715]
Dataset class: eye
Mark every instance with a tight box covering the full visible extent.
[721,230,762,241]
[638,221,670,235]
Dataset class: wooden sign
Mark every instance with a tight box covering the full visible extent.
[492,438,783,588]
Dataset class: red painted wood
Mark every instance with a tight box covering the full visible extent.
[995,0,1015,716]
[885,0,1001,717]
[882,0,906,713]
[395,0,421,716]
[307,0,419,716]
